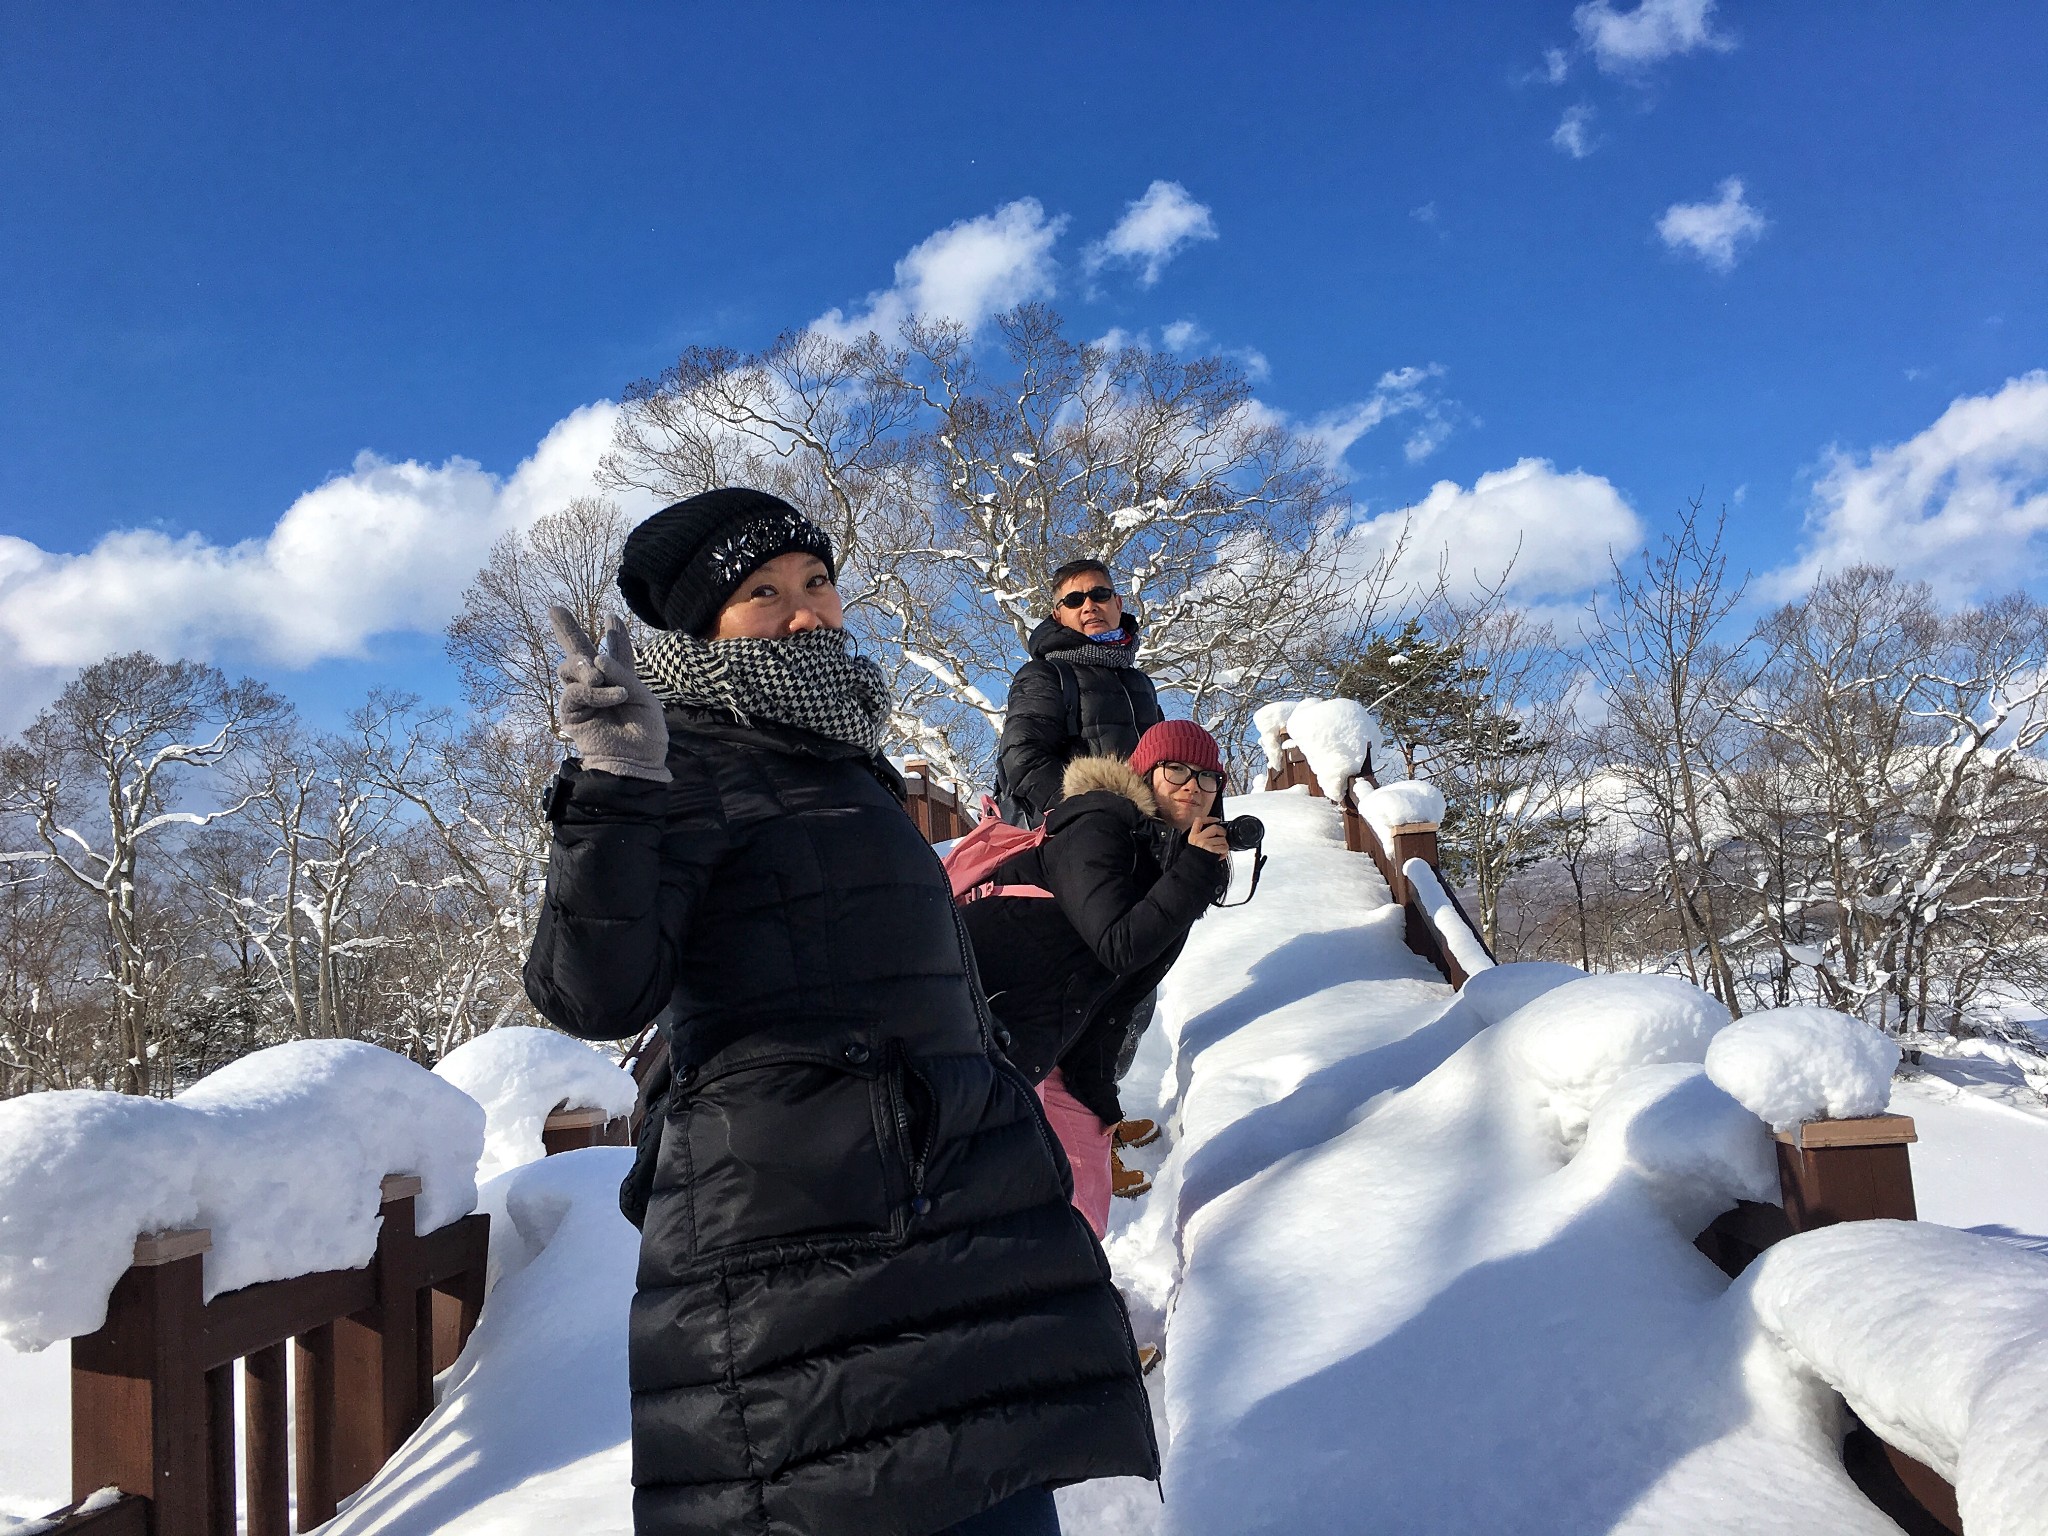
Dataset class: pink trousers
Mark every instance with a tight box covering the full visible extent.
[1036,1067,1114,1239]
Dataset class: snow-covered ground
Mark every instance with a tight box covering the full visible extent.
[5,784,2047,1532]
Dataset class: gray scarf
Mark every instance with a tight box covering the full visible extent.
[635,627,891,754]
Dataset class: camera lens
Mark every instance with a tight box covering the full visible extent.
[1223,815,1265,852]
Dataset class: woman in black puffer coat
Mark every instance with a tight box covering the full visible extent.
[523,488,1155,1536]
[962,722,1231,1235]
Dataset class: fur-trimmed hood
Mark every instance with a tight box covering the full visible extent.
[1060,754,1157,817]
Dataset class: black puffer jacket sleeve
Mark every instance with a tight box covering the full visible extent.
[1041,797,1226,978]
[996,657,1071,826]
[522,753,732,1040]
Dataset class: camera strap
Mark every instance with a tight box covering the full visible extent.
[1214,846,1267,908]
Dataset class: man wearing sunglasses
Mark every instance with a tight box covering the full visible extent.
[995,559,1163,828]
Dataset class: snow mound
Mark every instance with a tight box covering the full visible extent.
[1461,960,1586,1026]
[0,1040,483,1352]
[1704,1007,1900,1132]
[1358,779,1445,848]
[1576,1064,1777,1232]
[1280,697,1387,797]
[1252,700,1299,773]
[1496,973,1732,1155]
[435,1026,637,1179]
[1740,1220,2048,1536]
[1402,859,1495,981]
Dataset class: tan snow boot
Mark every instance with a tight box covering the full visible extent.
[1114,1117,1161,1149]
[1111,1146,1151,1199]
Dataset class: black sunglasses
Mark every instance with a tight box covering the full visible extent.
[1056,585,1118,610]
[1155,762,1224,793]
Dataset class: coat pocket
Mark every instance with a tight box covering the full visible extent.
[673,1025,907,1261]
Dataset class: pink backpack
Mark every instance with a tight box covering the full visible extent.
[941,815,1055,904]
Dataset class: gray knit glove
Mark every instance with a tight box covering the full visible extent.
[549,606,671,783]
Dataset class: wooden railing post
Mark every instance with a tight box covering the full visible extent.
[325,1177,428,1498]
[1772,1114,1918,1229]
[542,1104,630,1155]
[243,1341,290,1536]
[71,1229,214,1535]
[902,756,935,841]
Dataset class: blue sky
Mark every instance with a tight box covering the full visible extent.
[2,1,2045,725]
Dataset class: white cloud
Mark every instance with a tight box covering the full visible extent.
[1539,47,1571,85]
[1300,365,1460,466]
[0,403,633,715]
[1656,177,1767,271]
[1344,458,1643,604]
[1574,0,1734,73]
[814,198,1066,339]
[1766,372,2048,603]
[1161,319,1205,352]
[1552,104,1598,158]
[1082,180,1218,288]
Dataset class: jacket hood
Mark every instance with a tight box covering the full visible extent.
[1028,611,1140,660]
[1059,754,1157,817]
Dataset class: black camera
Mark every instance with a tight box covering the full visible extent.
[1223,814,1265,852]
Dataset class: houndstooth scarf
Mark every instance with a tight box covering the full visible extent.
[1060,633,1139,668]
[635,627,891,754]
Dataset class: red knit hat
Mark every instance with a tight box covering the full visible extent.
[1128,720,1224,783]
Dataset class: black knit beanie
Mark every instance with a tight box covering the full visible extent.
[616,488,838,636]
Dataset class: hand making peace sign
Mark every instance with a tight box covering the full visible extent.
[548,605,671,782]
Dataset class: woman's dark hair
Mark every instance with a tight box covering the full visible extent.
[1049,558,1112,594]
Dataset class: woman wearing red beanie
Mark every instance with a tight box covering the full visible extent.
[961,720,1232,1237]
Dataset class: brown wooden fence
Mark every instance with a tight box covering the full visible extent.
[901,757,974,843]
[1694,1114,1957,1534]
[49,1177,489,1536]
[1263,730,1496,987]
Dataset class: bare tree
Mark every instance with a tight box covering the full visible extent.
[1726,569,2048,1031]
[447,496,636,737]
[0,654,286,1093]
[1581,504,1751,1011]
[602,304,1358,780]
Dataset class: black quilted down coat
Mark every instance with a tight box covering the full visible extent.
[963,757,1226,1127]
[994,616,1162,828]
[523,705,1157,1536]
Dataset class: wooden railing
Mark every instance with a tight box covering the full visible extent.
[51,1177,489,1536]
[1262,729,1495,988]
[1267,725,1958,1532]
[901,756,974,843]
[1695,1114,1958,1535]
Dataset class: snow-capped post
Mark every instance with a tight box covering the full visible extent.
[1702,1009,1918,1240]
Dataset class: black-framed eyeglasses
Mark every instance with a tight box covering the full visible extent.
[1056,586,1118,610]
[1156,762,1224,793]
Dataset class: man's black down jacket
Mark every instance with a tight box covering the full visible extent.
[995,615,1162,828]
[963,755,1226,1126]
[523,706,1157,1535]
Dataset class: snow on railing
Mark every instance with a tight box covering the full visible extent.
[1257,715,1495,988]
[1403,859,1497,984]
[0,1042,493,1536]
[1738,1220,2046,1536]
[434,1025,636,1179]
